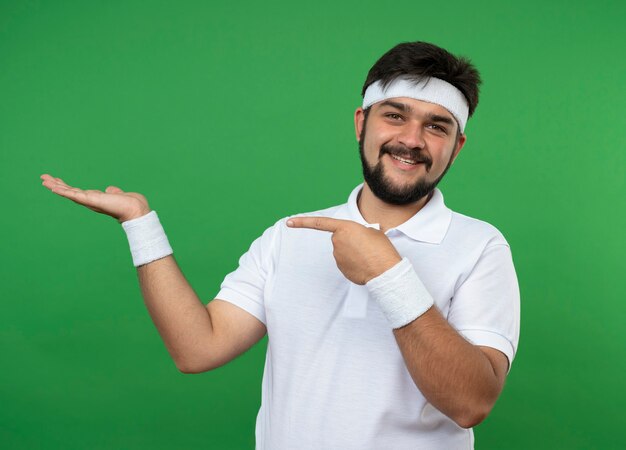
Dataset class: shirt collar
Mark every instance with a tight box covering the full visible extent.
[336,183,452,244]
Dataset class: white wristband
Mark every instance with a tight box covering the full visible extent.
[121,210,173,267]
[366,257,434,329]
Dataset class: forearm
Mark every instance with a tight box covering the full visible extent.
[393,307,503,428]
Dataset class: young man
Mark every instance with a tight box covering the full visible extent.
[41,41,520,449]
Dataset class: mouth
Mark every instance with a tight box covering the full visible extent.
[386,153,425,171]
[389,154,420,165]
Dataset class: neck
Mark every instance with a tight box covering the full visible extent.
[357,183,432,233]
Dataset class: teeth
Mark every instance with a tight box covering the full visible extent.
[391,154,417,165]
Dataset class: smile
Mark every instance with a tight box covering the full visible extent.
[390,154,419,165]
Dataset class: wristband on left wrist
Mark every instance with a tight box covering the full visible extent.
[366,257,434,329]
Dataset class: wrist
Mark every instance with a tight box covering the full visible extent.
[119,208,152,224]
[365,255,403,284]
[366,257,434,329]
[121,210,173,267]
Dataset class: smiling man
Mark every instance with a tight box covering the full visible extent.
[358,95,463,206]
[42,41,520,450]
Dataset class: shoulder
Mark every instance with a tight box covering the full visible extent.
[255,203,346,244]
[448,210,510,249]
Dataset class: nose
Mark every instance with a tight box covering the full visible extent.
[397,121,425,150]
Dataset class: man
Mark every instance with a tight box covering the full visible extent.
[41,41,520,449]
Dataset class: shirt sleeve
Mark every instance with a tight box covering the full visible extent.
[447,242,521,371]
[215,220,283,326]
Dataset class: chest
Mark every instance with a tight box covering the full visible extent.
[264,230,464,335]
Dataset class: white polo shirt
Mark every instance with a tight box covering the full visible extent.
[216,183,520,450]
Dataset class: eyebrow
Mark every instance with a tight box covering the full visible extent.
[378,100,456,127]
[380,100,413,113]
[425,113,455,127]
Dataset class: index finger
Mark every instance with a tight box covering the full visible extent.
[286,216,350,232]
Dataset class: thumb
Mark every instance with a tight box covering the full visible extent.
[105,186,124,194]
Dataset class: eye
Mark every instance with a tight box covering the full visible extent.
[427,123,448,134]
[385,113,403,121]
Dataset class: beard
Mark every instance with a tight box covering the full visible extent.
[358,124,456,206]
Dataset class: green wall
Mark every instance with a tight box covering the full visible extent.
[1,0,624,448]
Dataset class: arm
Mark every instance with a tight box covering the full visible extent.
[137,255,266,373]
[393,307,508,428]
[286,216,515,428]
[398,241,519,427]
[41,174,266,373]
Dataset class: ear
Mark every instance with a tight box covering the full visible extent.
[354,107,365,142]
[450,133,467,165]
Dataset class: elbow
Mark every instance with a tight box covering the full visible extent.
[177,364,206,374]
[174,356,216,374]
[454,409,489,429]
[452,401,494,429]
[451,380,502,428]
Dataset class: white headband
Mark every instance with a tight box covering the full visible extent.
[362,76,469,132]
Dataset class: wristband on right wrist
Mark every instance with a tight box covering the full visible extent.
[121,210,173,267]
[366,257,434,329]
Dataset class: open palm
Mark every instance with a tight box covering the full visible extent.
[40,174,151,223]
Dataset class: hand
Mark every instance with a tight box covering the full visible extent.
[40,174,151,223]
[287,217,402,285]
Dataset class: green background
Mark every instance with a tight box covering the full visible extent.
[1,0,624,448]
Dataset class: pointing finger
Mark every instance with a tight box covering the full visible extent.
[287,216,349,232]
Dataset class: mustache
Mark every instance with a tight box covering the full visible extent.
[379,144,432,170]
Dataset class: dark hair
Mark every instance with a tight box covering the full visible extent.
[361,42,481,118]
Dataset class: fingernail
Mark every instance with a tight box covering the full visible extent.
[287,220,294,227]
